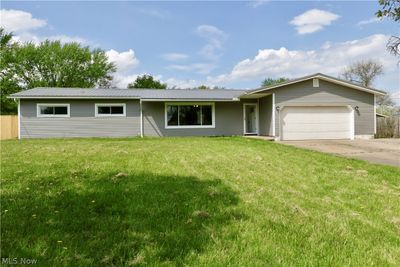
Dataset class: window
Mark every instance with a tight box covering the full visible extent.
[165,103,215,128]
[37,104,70,117]
[95,104,126,117]
[313,78,319,87]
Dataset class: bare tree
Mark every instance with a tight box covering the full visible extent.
[340,60,383,87]
[386,36,400,57]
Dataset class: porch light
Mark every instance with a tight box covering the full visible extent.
[354,106,359,111]
[276,106,280,111]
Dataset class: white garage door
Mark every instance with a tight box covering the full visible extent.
[281,106,353,140]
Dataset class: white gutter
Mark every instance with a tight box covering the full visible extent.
[140,98,240,102]
[374,94,376,135]
[247,75,386,96]
[9,96,141,99]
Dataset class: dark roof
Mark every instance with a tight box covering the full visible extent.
[10,87,247,100]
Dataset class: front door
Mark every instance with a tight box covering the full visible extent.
[244,104,258,135]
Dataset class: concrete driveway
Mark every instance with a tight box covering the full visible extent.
[281,139,400,167]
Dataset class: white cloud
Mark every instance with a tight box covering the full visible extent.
[207,34,397,91]
[163,78,202,89]
[11,32,90,45]
[46,35,89,44]
[0,9,47,32]
[196,24,227,60]
[106,49,139,72]
[290,9,340,34]
[357,17,380,26]
[166,63,216,75]
[106,49,141,87]
[248,0,269,8]
[112,73,139,88]
[162,53,189,62]
[1,9,90,46]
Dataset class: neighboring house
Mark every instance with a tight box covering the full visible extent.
[10,73,386,141]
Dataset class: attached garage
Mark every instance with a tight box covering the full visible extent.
[245,73,386,141]
[280,106,354,141]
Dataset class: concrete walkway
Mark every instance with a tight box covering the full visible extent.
[280,139,400,167]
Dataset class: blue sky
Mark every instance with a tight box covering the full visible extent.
[1,1,399,100]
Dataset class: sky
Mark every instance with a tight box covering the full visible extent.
[1,1,399,101]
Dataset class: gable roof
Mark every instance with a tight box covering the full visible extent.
[9,87,247,101]
[8,73,386,100]
[244,73,386,96]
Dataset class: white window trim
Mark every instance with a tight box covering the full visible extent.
[164,102,215,129]
[37,103,70,118]
[95,103,126,117]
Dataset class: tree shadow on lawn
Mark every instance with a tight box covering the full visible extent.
[2,172,241,266]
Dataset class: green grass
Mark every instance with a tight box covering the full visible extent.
[1,137,399,266]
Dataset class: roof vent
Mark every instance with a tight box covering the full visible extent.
[313,78,319,87]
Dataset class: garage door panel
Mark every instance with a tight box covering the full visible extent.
[281,106,352,140]
[283,132,349,140]
[283,124,350,132]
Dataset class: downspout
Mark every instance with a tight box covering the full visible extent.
[17,99,21,140]
[140,99,143,138]
[374,94,376,136]
[257,98,260,135]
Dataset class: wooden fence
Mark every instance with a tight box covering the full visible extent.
[376,116,400,138]
[0,115,18,140]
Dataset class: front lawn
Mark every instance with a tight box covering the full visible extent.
[1,137,399,266]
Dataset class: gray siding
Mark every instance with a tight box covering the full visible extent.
[271,79,374,136]
[142,100,255,137]
[259,95,273,136]
[20,99,141,138]
[18,79,375,138]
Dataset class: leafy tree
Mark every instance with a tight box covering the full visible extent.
[196,85,211,90]
[340,60,383,87]
[0,29,116,114]
[261,77,289,87]
[128,74,167,89]
[376,0,400,21]
[0,29,20,114]
[9,41,115,88]
[376,0,400,57]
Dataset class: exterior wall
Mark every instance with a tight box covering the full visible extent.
[271,79,375,138]
[18,79,374,139]
[258,95,273,136]
[142,100,256,137]
[20,99,141,138]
